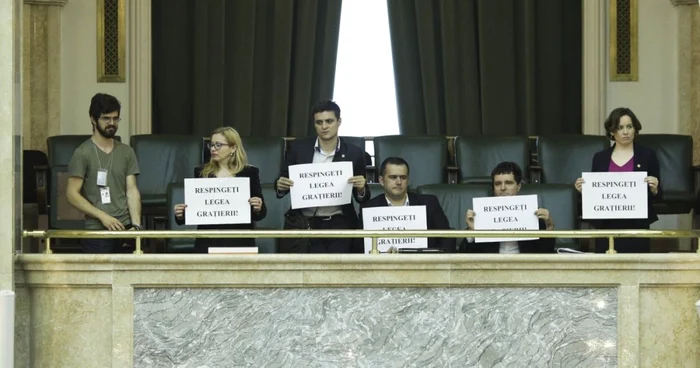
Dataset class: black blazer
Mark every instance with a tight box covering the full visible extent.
[590,143,662,227]
[176,165,267,252]
[275,136,371,228]
[359,193,456,252]
[459,219,555,253]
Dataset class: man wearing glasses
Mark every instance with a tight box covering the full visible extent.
[66,93,142,253]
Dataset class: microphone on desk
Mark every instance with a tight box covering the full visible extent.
[696,300,700,319]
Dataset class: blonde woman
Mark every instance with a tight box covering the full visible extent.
[173,127,266,253]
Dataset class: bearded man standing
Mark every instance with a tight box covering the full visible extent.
[66,93,142,253]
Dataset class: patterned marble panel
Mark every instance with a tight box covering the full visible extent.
[134,288,617,368]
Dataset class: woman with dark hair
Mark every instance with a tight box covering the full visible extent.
[574,107,662,253]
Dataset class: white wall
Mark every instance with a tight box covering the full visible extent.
[606,0,678,134]
[61,0,129,141]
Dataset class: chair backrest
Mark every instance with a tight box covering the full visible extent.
[518,183,579,249]
[131,134,203,206]
[45,135,120,230]
[456,135,530,184]
[634,134,693,195]
[255,184,291,253]
[538,135,609,184]
[340,136,372,166]
[49,167,86,230]
[417,184,492,231]
[165,182,196,252]
[201,136,285,184]
[47,135,122,167]
[353,183,385,220]
[374,136,448,189]
[23,150,48,204]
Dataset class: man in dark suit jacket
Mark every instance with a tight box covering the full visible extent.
[275,100,370,253]
[461,162,555,253]
[359,157,455,252]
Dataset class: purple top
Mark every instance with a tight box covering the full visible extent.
[609,156,634,172]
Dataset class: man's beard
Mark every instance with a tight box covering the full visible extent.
[95,123,117,138]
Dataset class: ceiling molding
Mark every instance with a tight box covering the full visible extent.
[669,0,698,6]
[24,0,68,6]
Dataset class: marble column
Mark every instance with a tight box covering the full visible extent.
[22,0,66,153]
[582,0,607,135]
[0,0,22,291]
[128,0,152,136]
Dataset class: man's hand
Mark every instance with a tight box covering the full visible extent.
[465,209,475,230]
[100,214,125,231]
[535,208,554,230]
[276,177,294,192]
[348,176,366,190]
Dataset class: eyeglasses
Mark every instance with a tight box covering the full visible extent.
[207,142,231,150]
[99,116,122,124]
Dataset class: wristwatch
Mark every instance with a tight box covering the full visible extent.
[132,224,143,230]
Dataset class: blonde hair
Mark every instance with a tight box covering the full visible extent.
[200,126,249,178]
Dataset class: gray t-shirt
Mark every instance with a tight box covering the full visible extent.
[67,139,140,229]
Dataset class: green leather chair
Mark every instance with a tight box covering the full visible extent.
[374,136,448,189]
[254,184,291,253]
[40,135,122,228]
[202,136,285,184]
[416,184,492,234]
[340,136,372,166]
[634,134,699,214]
[38,135,121,251]
[165,182,196,253]
[353,183,385,219]
[455,135,530,184]
[131,135,203,208]
[519,184,579,250]
[165,183,283,253]
[536,135,609,185]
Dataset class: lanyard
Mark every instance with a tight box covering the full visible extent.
[92,139,114,171]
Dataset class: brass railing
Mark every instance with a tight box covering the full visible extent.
[22,229,700,255]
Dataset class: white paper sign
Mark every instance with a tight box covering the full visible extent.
[581,171,647,219]
[288,162,353,209]
[184,177,251,225]
[472,194,540,243]
[361,206,428,253]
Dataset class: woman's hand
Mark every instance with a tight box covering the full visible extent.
[174,204,187,219]
[249,197,263,213]
[574,177,584,193]
[645,176,659,195]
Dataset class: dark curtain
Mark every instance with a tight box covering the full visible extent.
[152,0,342,137]
[387,0,582,136]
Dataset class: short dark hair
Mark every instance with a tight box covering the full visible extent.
[89,93,121,122]
[491,161,523,184]
[604,107,642,140]
[379,157,410,177]
[310,99,341,120]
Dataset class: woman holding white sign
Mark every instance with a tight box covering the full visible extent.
[574,108,662,253]
[173,127,266,253]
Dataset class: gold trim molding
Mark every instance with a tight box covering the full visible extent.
[97,0,125,82]
[609,0,638,81]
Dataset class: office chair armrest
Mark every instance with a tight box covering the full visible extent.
[529,165,542,184]
[34,165,48,215]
